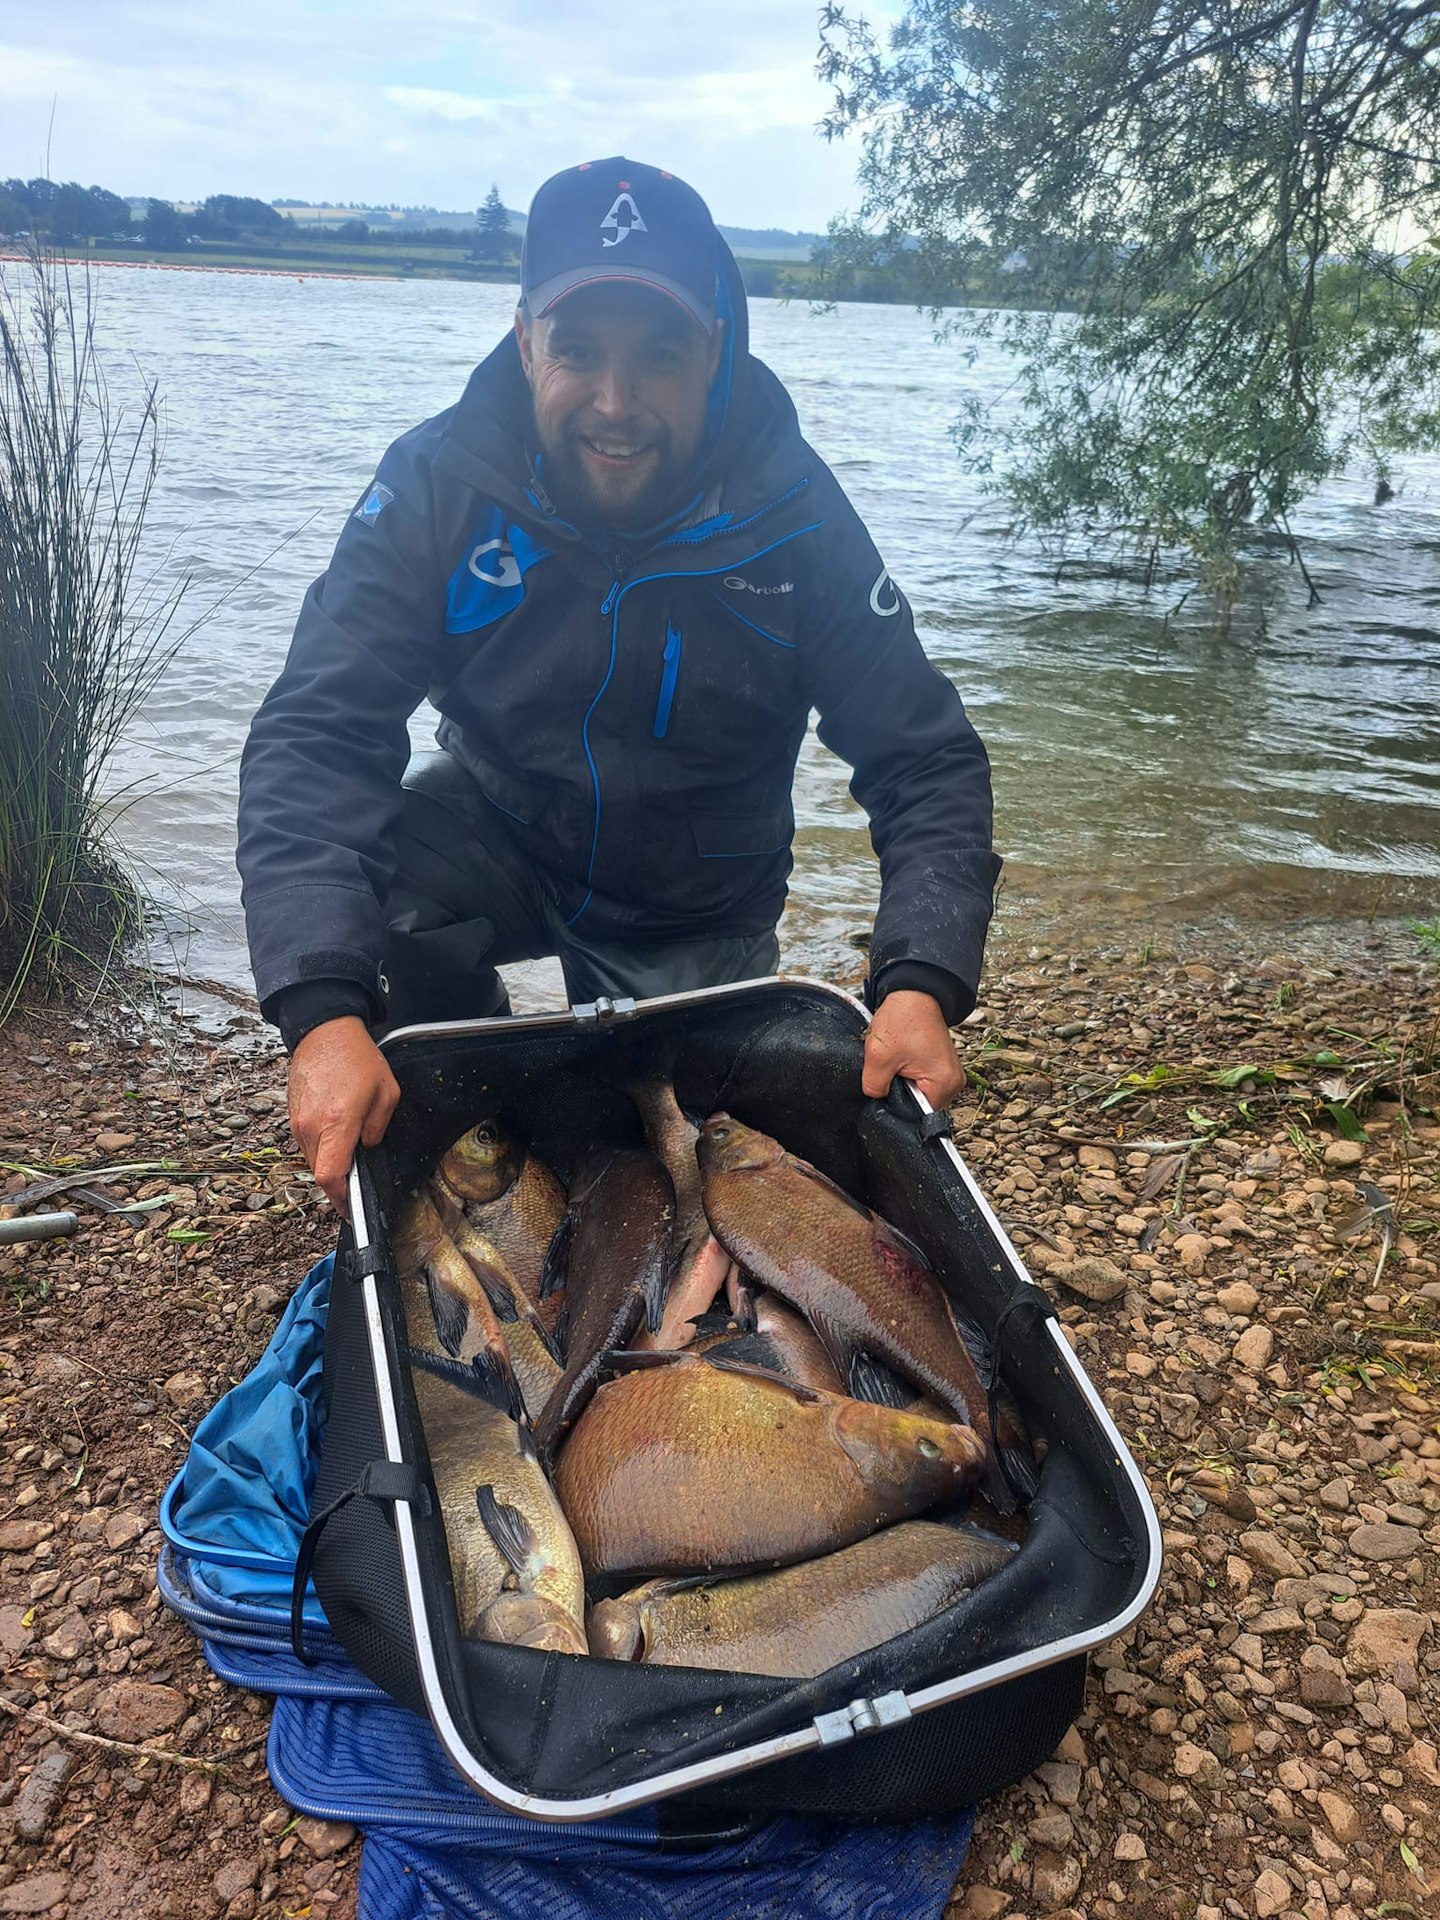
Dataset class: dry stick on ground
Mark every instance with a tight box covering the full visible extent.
[0,1694,262,1776]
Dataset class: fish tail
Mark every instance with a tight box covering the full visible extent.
[979,1447,1025,1518]
[996,1437,1041,1507]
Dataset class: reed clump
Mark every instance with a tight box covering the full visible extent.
[0,250,183,1024]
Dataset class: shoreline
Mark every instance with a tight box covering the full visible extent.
[1,927,1437,1917]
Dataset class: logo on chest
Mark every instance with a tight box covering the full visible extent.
[723,574,794,596]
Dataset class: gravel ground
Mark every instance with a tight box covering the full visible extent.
[0,929,1435,1920]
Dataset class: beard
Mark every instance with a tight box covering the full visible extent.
[536,422,697,534]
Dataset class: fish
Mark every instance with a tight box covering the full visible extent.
[588,1520,1017,1677]
[630,1079,735,1350]
[392,1191,503,1363]
[697,1113,1033,1512]
[553,1349,987,1579]
[434,1120,567,1322]
[530,1148,675,1459]
[406,1346,587,1655]
[634,1229,735,1351]
[426,1180,563,1421]
[688,1294,845,1394]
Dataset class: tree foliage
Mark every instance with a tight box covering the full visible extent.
[820,1,1440,600]
[0,179,131,242]
[473,183,514,263]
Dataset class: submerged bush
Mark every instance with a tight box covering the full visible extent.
[0,250,182,1021]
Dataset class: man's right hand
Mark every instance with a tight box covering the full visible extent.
[288,1017,401,1212]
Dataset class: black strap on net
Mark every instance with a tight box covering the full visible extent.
[290,1460,428,1662]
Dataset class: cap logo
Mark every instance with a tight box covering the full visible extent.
[601,191,647,249]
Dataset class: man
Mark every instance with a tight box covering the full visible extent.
[238,158,1000,1209]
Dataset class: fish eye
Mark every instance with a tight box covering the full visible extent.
[917,1437,941,1458]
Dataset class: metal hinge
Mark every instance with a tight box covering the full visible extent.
[571,996,639,1025]
[812,1691,913,1747]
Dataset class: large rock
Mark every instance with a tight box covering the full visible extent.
[93,1679,187,1741]
[1348,1523,1421,1562]
[1029,1848,1082,1908]
[12,1750,75,1842]
[0,1521,49,1553]
[1345,1609,1429,1680]
[1254,1868,1291,1917]
[1216,1280,1260,1315]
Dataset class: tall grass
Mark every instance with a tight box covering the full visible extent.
[0,248,184,1024]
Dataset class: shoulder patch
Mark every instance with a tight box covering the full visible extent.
[354,481,395,525]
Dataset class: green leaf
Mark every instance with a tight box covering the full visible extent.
[1209,1063,1262,1088]
[1324,1102,1369,1143]
[166,1226,210,1244]
[1313,1050,1343,1067]
[1399,1839,1424,1883]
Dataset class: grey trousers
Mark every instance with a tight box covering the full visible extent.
[379,752,780,1028]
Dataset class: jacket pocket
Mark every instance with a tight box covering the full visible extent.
[653,620,682,740]
[689,808,794,860]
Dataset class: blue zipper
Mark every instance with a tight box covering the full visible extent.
[653,621,682,738]
[567,515,824,928]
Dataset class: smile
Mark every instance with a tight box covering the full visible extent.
[581,437,654,465]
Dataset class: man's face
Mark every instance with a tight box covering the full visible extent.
[516,282,722,531]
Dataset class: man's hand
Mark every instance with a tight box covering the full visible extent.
[288,1017,401,1212]
[862,989,965,1109]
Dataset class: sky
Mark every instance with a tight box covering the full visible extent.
[0,0,900,230]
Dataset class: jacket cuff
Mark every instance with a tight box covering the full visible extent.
[264,979,378,1054]
[871,960,971,1028]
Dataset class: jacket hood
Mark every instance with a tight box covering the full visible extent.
[439,234,797,533]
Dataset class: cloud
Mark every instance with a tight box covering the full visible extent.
[0,0,884,226]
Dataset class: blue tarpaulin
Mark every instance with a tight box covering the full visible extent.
[159,1254,976,1920]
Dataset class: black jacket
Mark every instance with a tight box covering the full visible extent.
[237,279,1000,1030]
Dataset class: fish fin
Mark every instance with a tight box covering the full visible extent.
[687,1308,740,1338]
[708,1332,785,1373]
[807,1307,857,1381]
[848,1350,913,1409]
[425,1173,464,1228]
[475,1485,536,1576]
[540,1209,574,1300]
[600,1347,687,1375]
[461,1249,521,1324]
[551,1298,570,1358]
[702,1351,821,1401]
[787,1152,872,1220]
[534,1313,564,1366]
[996,1438,1041,1507]
[408,1345,507,1404]
[423,1263,472,1359]
[467,1342,529,1424]
[642,1244,673,1337]
[979,1450,1022,1519]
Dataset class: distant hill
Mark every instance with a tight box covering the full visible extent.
[263,202,822,259]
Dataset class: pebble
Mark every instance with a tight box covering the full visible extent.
[1254,1867,1291,1916]
[11,1751,74,1842]
[1239,1529,1303,1579]
[1113,1833,1147,1861]
[163,1369,206,1407]
[93,1679,187,1741]
[1323,1139,1365,1167]
[295,1818,357,1858]
[1029,1849,1082,1907]
[212,1860,259,1903]
[93,1130,136,1153]
[1345,1608,1429,1679]
[1232,1323,1274,1371]
[1216,1280,1260,1315]
[0,1876,70,1915]
[1318,1476,1351,1510]
[1051,1255,1129,1303]
[1316,1789,1362,1842]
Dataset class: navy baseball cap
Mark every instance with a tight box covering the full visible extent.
[520,158,719,332]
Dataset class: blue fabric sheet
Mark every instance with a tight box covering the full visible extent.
[159,1250,977,1919]
[269,1694,975,1920]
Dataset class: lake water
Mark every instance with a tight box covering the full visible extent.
[24,262,1440,1009]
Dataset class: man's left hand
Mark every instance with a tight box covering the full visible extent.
[862,989,965,1108]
